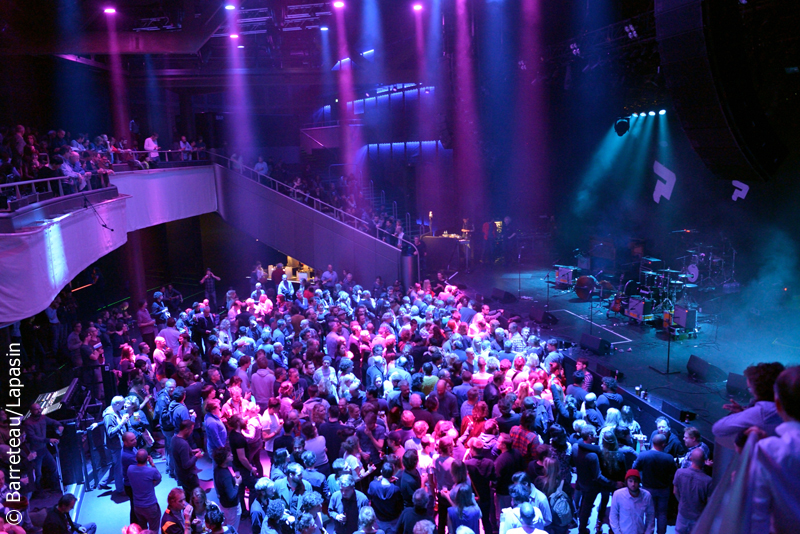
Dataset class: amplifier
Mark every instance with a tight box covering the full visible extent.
[625,297,654,321]
[556,266,577,285]
[674,305,697,330]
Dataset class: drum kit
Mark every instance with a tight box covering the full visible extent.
[609,264,692,319]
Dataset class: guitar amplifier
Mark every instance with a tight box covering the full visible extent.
[556,266,577,285]
[624,297,654,321]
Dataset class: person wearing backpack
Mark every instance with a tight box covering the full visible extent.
[154,379,177,476]
[535,456,574,534]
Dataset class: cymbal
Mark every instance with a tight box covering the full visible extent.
[686,249,697,254]
[641,271,657,276]
[677,274,688,279]
[658,269,680,273]
[684,284,698,289]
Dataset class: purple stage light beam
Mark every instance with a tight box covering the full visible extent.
[333,2,362,185]
[453,0,485,220]
[104,8,128,147]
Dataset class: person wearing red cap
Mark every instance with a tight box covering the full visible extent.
[609,469,655,534]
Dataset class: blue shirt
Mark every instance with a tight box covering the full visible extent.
[205,413,227,455]
[121,447,137,487]
[128,464,162,507]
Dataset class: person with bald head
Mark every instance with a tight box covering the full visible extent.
[633,434,676,534]
[100,396,129,493]
[433,378,459,423]
[121,432,139,524]
[128,447,162,530]
[672,448,711,534]
[22,402,63,493]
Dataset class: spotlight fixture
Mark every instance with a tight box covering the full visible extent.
[569,43,580,57]
[230,33,239,39]
[333,1,345,8]
[648,111,656,116]
[225,4,235,10]
[624,24,638,39]
[413,3,423,11]
[237,45,244,49]
[639,112,647,117]
[320,26,329,31]
[103,7,116,14]
[659,109,666,115]
[614,117,630,137]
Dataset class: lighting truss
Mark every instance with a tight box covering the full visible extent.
[212,7,275,37]
[283,2,331,31]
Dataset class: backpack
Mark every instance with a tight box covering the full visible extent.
[533,401,550,436]
[160,400,178,432]
[549,480,573,527]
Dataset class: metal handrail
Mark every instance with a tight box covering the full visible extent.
[1,152,211,203]
[392,200,398,220]
[209,151,420,281]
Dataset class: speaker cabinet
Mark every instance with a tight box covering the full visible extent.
[530,306,558,325]
[687,354,726,382]
[580,333,611,355]
[491,287,517,304]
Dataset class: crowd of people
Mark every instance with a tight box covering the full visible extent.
[0,123,212,197]
[4,262,799,534]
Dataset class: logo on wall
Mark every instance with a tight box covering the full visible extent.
[653,161,676,204]
[731,181,749,201]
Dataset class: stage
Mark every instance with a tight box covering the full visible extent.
[448,261,800,441]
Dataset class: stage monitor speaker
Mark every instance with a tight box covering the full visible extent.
[530,306,558,325]
[491,287,517,304]
[687,354,726,383]
[580,333,611,355]
[655,0,786,181]
[727,372,749,398]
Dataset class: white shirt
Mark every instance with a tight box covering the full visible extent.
[610,487,655,534]
[712,401,783,449]
[750,421,800,534]
[144,137,159,158]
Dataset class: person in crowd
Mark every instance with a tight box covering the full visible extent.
[172,419,202,494]
[128,448,162,531]
[22,402,63,494]
[633,433,674,534]
[42,493,97,534]
[712,362,785,450]
[212,446,241,530]
[609,469,655,534]
[748,365,800,534]
[649,418,685,460]
[329,474,370,534]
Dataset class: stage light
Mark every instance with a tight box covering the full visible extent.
[413,3,423,11]
[238,45,244,49]
[333,1,345,8]
[230,33,239,39]
[320,26,329,31]
[614,117,630,137]
[648,111,656,116]
[103,7,116,14]
[659,109,666,115]
[639,112,647,117]
[225,4,235,10]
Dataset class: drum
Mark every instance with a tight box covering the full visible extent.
[685,264,700,283]
[575,275,597,301]
[640,270,658,287]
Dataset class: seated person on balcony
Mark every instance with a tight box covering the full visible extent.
[180,136,192,161]
[60,151,90,194]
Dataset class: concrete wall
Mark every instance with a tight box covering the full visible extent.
[214,166,402,284]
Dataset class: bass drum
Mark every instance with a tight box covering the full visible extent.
[575,275,597,301]
[685,264,700,283]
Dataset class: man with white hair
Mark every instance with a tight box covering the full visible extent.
[100,396,129,493]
